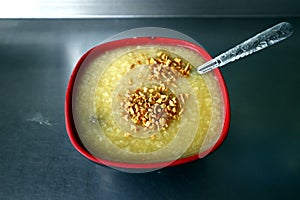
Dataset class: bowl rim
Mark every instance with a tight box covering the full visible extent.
[65,36,230,169]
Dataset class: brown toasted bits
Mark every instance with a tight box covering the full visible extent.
[184,63,190,71]
[148,88,153,93]
[166,105,171,111]
[174,57,181,64]
[130,64,135,69]
[169,100,175,107]
[129,107,134,115]
[157,51,164,57]
[165,59,172,66]
[161,94,168,101]
[172,107,176,113]
[149,58,157,64]
[121,84,183,133]
[171,62,178,67]
[147,51,192,84]
[161,53,168,61]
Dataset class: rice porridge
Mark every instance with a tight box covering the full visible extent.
[72,44,225,163]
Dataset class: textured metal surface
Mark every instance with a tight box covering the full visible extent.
[0,18,300,199]
[0,0,299,18]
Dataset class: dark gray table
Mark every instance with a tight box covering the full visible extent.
[1,18,299,199]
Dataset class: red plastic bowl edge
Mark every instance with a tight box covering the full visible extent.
[65,37,231,169]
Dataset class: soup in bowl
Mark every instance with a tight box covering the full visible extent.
[65,31,230,172]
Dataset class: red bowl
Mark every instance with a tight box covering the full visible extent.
[65,37,230,170]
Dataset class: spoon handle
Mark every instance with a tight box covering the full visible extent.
[197,22,293,74]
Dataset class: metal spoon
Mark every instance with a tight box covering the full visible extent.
[197,22,294,74]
